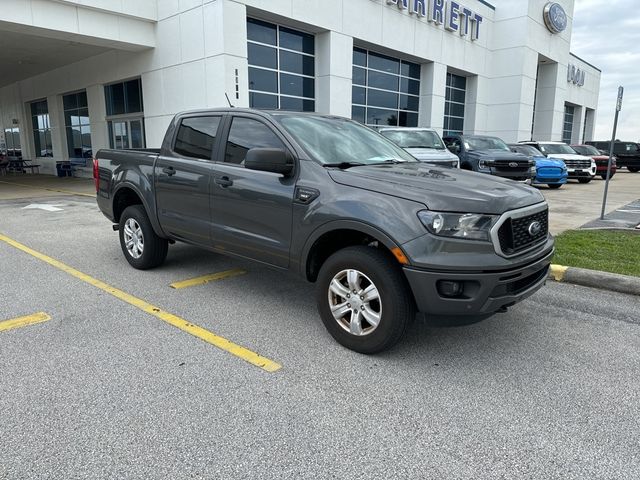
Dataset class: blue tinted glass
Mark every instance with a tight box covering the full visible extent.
[367,108,398,126]
[280,96,315,112]
[106,83,125,116]
[400,78,420,95]
[352,106,365,123]
[353,48,367,67]
[400,95,419,111]
[279,26,314,54]
[280,50,314,76]
[401,61,421,79]
[249,67,278,93]
[368,51,399,74]
[369,71,398,91]
[353,67,366,86]
[248,43,277,69]
[352,86,366,105]
[250,92,278,109]
[399,111,418,127]
[63,93,77,110]
[247,18,277,45]
[280,73,314,98]
[367,89,398,109]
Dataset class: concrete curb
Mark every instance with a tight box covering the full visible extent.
[548,264,640,296]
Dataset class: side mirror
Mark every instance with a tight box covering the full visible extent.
[245,148,294,176]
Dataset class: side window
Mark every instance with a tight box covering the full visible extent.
[224,117,286,165]
[174,116,221,160]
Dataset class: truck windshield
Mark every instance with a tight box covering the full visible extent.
[379,130,446,149]
[572,145,600,156]
[465,136,510,151]
[539,144,576,155]
[511,145,542,157]
[277,116,417,165]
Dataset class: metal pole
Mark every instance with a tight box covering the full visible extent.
[600,87,623,220]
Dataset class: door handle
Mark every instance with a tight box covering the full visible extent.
[215,176,233,187]
[162,166,176,176]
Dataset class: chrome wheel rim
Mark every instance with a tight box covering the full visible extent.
[328,269,382,336]
[123,218,144,259]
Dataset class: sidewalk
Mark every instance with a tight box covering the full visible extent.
[0,174,95,200]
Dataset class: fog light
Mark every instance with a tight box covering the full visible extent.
[437,280,464,298]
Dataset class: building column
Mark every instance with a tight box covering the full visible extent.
[48,94,66,174]
[316,31,353,118]
[583,108,596,142]
[533,62,566,141]
[572,105,584,144]
[418,61,447,133]
[87,84,108,152]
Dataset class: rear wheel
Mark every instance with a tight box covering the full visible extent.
[628,166,640,173]
[547,183,562,189]
[316,246,415,354]
[119,205,168,270]
[578,177,592,184]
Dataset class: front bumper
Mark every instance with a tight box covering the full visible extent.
[403,248,553,316]
[567,168,594,178]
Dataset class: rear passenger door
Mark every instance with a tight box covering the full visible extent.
[155,115,222,245]
[209,114,296,268]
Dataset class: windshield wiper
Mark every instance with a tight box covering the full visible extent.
[323,161,367,169]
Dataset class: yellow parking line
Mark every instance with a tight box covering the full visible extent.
[0,312,51,333]
[0,180,96,198]
[170,269,247,289]
[0,233,281,373]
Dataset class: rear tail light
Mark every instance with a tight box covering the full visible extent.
[93,158,99,192]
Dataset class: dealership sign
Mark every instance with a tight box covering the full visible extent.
[543,2,567,34]
[386,0,484,41]
[567,64,585,87]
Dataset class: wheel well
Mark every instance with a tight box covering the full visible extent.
[461,162,473,170]
[305,229,396,282]
[112,187,143,223]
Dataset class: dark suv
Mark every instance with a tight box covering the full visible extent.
[585,141,640,172]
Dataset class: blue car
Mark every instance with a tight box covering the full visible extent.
[508,144,568,189]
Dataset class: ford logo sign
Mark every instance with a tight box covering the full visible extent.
[509,162,519,168]
[528,221,543,237]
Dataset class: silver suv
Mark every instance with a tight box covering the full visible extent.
[379,127,459,168]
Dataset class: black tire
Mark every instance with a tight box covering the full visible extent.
[578,177,592,184]
[315,246,416,354]
[628,166,640,173]
[547,183,562,189]
[119,205,168,270]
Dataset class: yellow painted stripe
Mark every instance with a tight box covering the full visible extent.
[0,233,281,373]
[0,180,96,198]
[170,269,247,289]
[550,264,569,282]
[0,312,51,333]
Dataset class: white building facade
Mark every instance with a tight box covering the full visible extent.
[0,0,600,176]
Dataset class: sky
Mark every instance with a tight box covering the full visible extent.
[571,0,639,141]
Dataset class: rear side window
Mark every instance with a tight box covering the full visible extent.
[174,116,221,160]
[224,117,286,165]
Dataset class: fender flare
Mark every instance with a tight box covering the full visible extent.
[112,182,166,238]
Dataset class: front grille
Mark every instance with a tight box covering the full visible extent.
[493,160,530,171]
[563,159,591,169]
[497,208,548,255]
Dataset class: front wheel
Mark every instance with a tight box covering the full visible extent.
[119,205,168,270]
[628,166,640,173]
[578,177,592,184]
[547,183,563,189]
[316,246,415,354]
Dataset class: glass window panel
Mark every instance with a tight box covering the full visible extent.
[249,67,278,93]
[400,78,420,95]
[367,89,398,109]
[106,83,125,116]
[449,102,465,118]
[279,50,314,76]
[248,43,277,69]
[353,48,367,67]
[368,71,398,91]
[449,117,464,132]
[225,117,285,165]
[63,94,77,110]
[247,18,277,45]
[280,96,314,112]
[366,108,398,127]
[79,108,90,125]
[130,120,144,148]
[351,106,366,123]
[448,73,466,89]
[279,26,314,54]
[250,92,278,109]
[280,73,314,98]
[352,86,366,105]
[81,125,92,157]
[78,91,88,108]
[399,112,419,127]
[368,51,399,74]
[174,116,220,160]
[108,122,114,149]
[401,61,421,79]
[352,67,366,86]
[399,95,419,111]
[448,88,466,104]
[125,79,142,113]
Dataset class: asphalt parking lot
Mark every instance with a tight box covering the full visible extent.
[1,175,639,479]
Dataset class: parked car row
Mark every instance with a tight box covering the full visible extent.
[376,127,631,190]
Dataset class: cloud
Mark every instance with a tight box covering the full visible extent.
[572,0,640,141]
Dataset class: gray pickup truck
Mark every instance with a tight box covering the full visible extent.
[94,109,553,353]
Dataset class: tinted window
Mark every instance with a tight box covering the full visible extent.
[174,117,221,160]
[224,118,285,165]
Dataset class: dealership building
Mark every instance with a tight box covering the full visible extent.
[0,0,600,176]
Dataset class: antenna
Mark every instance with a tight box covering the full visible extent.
[225,93,235,108]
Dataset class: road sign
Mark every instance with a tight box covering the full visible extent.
[601,86,624,219]
[616,86,624,112]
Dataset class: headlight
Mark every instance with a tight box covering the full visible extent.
[417,211,499,241]
[478,160,488,169]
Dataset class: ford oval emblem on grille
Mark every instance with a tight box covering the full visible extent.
[528,221,542,236]
[509,162,519,168]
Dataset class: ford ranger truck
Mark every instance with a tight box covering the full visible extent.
[94,109,553,354]
[443,134,535,181]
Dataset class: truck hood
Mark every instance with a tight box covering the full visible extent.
[327,162,544,215]
[403,147,458,162]
[544,153,592,161]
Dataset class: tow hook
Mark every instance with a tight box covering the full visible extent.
[112,224,119,231]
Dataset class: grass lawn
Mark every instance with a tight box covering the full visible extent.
[553,229,640,277]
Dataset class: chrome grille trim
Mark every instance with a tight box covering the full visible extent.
[490,202,549,258]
